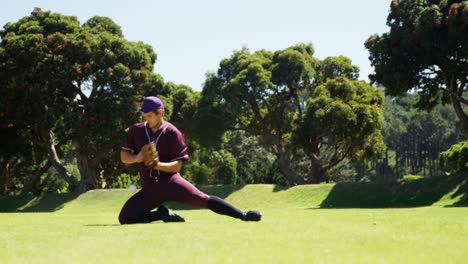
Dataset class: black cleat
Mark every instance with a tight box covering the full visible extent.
[242,210,262,221]
[156,205,185,222]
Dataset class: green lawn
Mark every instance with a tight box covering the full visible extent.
[1,184,467,263]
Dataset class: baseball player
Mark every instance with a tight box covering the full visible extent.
[118,96,262,224]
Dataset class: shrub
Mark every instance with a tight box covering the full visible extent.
[439,141,468,174]
[183,162,212,185]
[398,174,423,183]
[109,173,140,189]
[210,150,237,184]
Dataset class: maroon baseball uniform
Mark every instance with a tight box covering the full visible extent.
[118,121,209,224]
[118,96,261,224]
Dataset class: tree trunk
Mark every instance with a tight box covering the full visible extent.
[47,139,75,187]
[308,161,328,184]
[21,160,52,195]
[1,159,11,194]
[384,149,389,180]
[76,152,101,192]
[449,78,468,138]
[41,128,76,187]
[422,151,426,177]
[277,154,306,185]
[273,137,306,185]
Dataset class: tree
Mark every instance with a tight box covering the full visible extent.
[0,124,51,194]
[223,131,284,184]
[365,0,468,137]
[296,77,386,182]
[0,11,80,189]
[378,94,462,179]
[194,44,385,184]
[167,83,200,137]
[0,10,164,191]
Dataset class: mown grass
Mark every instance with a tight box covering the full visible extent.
[0,176,467,263]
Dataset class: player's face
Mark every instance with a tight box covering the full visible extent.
[142,110,163,128]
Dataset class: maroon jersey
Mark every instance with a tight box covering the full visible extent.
[121,121,189,186]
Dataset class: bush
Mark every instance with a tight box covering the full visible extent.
[210,150,237,184]
[398,174,423,183]
[439,141,468,174]
[182,162,212,185]
[109,173,140,189]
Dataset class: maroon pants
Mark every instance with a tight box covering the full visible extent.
[118,173,209,224]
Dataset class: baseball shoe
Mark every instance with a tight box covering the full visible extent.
[156,205,185,222]
[242,210,262,221]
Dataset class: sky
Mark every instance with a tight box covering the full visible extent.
[2,0,391,91]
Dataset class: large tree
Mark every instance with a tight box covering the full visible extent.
[0,10,164,191]
[193,44,385,184]
[380,94,462,178]
[365,0,468,136]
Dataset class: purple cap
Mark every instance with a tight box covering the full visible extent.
[138,96,164,113]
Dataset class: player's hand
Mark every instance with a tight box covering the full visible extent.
[139,142,159,168]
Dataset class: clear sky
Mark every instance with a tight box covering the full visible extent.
[2,0,391,91]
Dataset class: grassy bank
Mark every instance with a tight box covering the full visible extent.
[1,174,466,213]
[0,175,466,263]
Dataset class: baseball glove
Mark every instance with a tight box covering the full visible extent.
[140,142,159,168]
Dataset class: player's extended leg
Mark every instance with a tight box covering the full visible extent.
[166,174,262,221]
[118,186,184,224]
[207,196,262,221]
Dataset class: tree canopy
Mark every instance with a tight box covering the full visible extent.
[365,0,468,136]
[0,10,165,191]
[194,44,385,184]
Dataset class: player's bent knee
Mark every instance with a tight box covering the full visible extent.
[118,214,128,225]
[119,211,137,225]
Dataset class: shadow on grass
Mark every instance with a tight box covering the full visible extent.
[84,222,186,227]
[272,184,291,192]
[445,177,468,207]
[0,191,81,212]
[84,224,122,227]
[320,174,467,208]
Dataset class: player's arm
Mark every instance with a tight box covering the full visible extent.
[156,126,187,173]
[120,150,143,164]
[154,160,183,173]
[121,126,141,165]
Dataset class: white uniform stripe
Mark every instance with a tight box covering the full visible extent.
[144,122,168,178]
[170,156,187,162]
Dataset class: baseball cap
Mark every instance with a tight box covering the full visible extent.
[138,96,164,113]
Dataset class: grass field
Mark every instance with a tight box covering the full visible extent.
[1,181,467,263]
